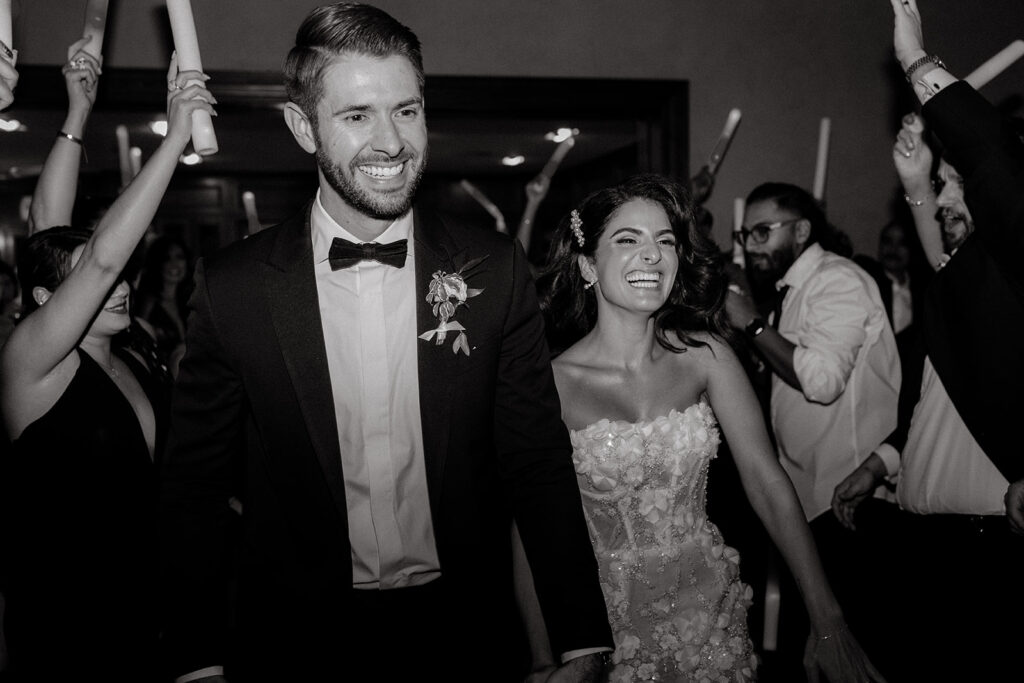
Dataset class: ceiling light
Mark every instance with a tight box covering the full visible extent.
[180,153,202,166]
[0,118,24,132]
[150,120,168,136]
[502,155,525,167]
[544,127,579,143]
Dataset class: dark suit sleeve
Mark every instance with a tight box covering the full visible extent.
[160,258,246,675]
[492,240,613,655]
[881,325,925,453]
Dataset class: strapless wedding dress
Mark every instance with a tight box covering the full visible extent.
[571,403,757,682]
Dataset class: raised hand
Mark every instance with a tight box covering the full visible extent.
[164,52,216,148]
[61,35,103,115]
[889,0,926,70]
[892,113,932,183]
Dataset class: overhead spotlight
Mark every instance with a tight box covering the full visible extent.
[501,154,525,167]
[544,127,579,143]
[180,153,203,165]
[0,118,24,132]
[149,120,168,136]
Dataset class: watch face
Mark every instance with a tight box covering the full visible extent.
[745,318,766,337]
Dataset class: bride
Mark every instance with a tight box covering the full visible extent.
[521,175,883,682]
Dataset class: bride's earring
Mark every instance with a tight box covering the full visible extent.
[583,279,595,290]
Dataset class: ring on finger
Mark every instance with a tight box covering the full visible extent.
[69,56,87,69]
[167,80,182,92]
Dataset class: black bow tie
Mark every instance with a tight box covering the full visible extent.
[328,237,408,270]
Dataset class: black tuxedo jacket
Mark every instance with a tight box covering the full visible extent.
[886,82,1024,484]
[160,204,612,677]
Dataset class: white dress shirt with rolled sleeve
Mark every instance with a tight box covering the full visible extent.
[771,243,901,520]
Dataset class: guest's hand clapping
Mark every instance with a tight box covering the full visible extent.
[0,55,17,110]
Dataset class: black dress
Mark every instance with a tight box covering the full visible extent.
[1,349,166,681]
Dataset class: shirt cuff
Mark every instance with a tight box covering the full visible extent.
[912,68,958,104]
[176,666,224,683]
[874,443,901,478]
[561,647,614,664]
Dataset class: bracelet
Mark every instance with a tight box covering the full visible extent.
[903,192,933,207]
[905,54,946,82]
[57,130,84,146]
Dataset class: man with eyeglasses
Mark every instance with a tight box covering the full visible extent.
[724,181,902,679]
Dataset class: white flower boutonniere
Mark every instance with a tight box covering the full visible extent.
[419,255,487,355]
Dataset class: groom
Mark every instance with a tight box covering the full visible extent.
[159,3,612,682]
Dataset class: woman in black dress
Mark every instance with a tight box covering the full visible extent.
[0,59,214,681]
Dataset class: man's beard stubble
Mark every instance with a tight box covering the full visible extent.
[312,129,428,221]
[745,246,795,304]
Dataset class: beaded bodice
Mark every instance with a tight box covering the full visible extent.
[571,403,756,682]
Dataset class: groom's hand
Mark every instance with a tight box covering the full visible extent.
[1006,478,1024,535]
[546,652,609,683]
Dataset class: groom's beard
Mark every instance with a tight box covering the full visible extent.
[313,136,428,221]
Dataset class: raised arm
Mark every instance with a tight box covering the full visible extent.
[2,58,215,393]
[892,113,946,269]
[28,36,103,234]
[702,338,885,682]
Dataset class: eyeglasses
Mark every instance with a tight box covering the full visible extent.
[733,218,800,245]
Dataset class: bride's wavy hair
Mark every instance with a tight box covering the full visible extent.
[536,174,732,355]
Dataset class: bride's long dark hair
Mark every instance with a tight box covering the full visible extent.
[536,174,733,355]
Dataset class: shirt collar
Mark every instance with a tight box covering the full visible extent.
[777,242,825,292]
[311,189,414,264]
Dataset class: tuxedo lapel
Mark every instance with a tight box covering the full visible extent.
[262,204,348,521]
[413,208,465,517]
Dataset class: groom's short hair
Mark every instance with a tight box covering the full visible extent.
[284,2,424,123]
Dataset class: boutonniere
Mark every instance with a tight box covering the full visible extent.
[419,255,488,356]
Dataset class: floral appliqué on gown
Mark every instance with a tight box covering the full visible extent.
[572,403,757,682]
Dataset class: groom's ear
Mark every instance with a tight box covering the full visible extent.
[284,102,318,154]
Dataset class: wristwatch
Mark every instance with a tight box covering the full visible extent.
[905,54,946,82]
[744,316,767,338]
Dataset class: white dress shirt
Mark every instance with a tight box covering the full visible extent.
[874,357,1008,517]
[771,244,901,520]
[311,192,441,589]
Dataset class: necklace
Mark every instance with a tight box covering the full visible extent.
[97,356,120,379]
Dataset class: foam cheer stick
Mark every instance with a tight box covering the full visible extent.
[0,0,16,64]
[129,146,142,178]
[732,197,746,268]
[242,191,261,235]
[707,108,742,176]
[81,0,109,60]
[812,117,831,201]
[116,124,132,188]
[166,0,218,155]
[460,180,507,234]
[964,39,1024,90]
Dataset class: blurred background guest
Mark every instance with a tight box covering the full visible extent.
[133,234,192,377]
